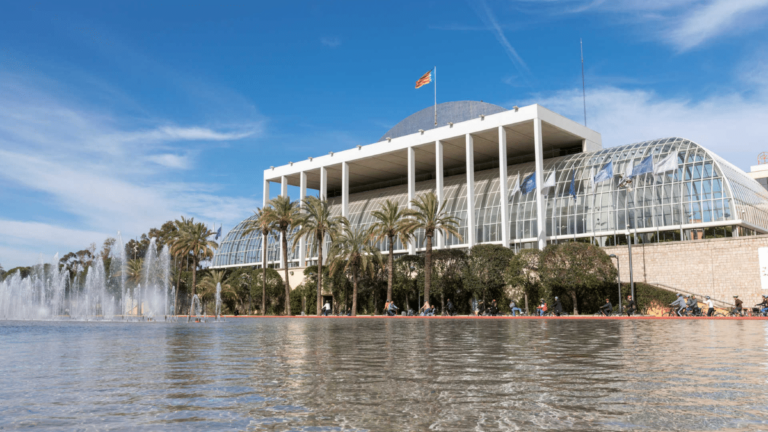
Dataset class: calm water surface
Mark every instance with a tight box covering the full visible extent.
[1,318,767,431]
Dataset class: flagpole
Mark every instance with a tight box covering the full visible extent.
[580,39,587,127]
[434,66,437,126]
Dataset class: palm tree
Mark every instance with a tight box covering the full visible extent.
[264,195,300,315]
[369,199,412,305]
[241,207,275,316]
[293,196,343,315]
[171,219,218,316]
[327,222,383,316]
[402,192,462,307]
[171,216,194,315]
[126,258,143,315]
[199,270,236,311]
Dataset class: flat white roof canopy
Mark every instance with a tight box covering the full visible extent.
[265,104,602,194]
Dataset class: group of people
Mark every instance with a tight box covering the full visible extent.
[595,295,638,316]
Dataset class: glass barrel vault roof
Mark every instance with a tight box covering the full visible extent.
[213,137,768,268]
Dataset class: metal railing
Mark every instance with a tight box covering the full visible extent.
[649,282,735,309]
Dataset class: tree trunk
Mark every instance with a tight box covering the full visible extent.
[424,233,433,304]
[441,291,445,316]
[351,269,358,317]
[570,290,578,315]
[405,291,409,314]
[525,292,529,314]
[317,232,323,315]
[387,234,394,302]
[174,259,182,315]
[262,231,267,316]
[282,229,291,315]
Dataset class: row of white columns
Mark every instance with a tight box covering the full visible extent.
[263,120,547,269]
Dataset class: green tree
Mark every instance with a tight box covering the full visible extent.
[199,270,237,312]
[241,207,276,316]
[394,254,424,312]
[432,249,468,313]
[539,242,617,315]
[369,199,412,305]
[402,192,462,305]
[463,244,514,310]
[504,249,541,314]
[327,223,383,316]
[264,195,300,315]
[171,219,218,316]
[293,196,343,315]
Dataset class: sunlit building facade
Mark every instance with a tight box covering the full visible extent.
[212,102,768,269]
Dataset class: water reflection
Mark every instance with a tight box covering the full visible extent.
[1,319,767,431]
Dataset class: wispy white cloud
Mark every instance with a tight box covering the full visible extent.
[471,0,532,85]
[0,71,261,268]
[528,84,768,170]
[512,0,768,51]
[320,37,341,48]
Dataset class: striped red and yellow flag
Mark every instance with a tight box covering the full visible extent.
[415,70,432,89]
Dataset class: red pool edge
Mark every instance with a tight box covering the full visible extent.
[205,315,767,320]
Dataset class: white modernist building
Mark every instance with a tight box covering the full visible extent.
[212,101,768,271]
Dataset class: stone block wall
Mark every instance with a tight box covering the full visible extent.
[604,235,768,307]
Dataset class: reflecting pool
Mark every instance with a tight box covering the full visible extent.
[1,319,767,431]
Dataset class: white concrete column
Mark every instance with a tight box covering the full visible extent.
[280,176,288,269]
[342,162,349,219]
[320,167,328,200]
[499,126,510,247]
[466,134,476,248]
[435,140,445,249]
[263,178,270,268]
[263,178,270,207]
[407,146,416,255]
[319,167,328,265]
[299,171,307,267]
[534,118,546,250]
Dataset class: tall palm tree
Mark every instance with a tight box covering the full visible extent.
[171,216,194,315]
[171,219,218,316]
[402,192,462,306]
[264,195,300,315]
[327,222,383,316]
[293,196,343,315]
[369,199,412,305]
[241,207,275,316]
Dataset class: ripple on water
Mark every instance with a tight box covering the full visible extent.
[1,319,768,431]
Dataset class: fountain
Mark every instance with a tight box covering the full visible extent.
[190,294,203,323]
[0,234,174,322]
[215,282,222,322]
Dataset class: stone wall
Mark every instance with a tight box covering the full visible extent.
[604,235,768,307]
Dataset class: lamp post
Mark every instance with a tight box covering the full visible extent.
[609,254,621,313]
[618,176,636,301]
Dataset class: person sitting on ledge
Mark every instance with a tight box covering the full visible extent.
[599,298,613,316]
[387,301,398,316]
[626,295,636,316]
[553,296,563,317]
[536,299,547,316]
[420,302,434,316]
[733,295,743,316]
[488,300,499,316]
[509,300,523,316]
[670,293,686,317]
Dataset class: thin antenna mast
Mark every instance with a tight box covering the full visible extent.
[580,38,587,127]
[434,66,437,126]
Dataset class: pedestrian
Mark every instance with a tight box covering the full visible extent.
[625,295,636,316]
[446,299,455,316]
[322,300,331,316]
[509,299,523,316]
[553,296,563,317]
[733,295,743,316]
[705,296,715,317]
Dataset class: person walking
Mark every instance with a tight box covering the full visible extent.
[322,300,331,316]
[553,296,563,317]
[626,295,637,316]
[446,299,455,316]
[705,296,715,317]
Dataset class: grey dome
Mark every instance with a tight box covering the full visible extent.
[379,101,506,141]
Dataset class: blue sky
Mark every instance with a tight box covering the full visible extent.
[2,0,768,268]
